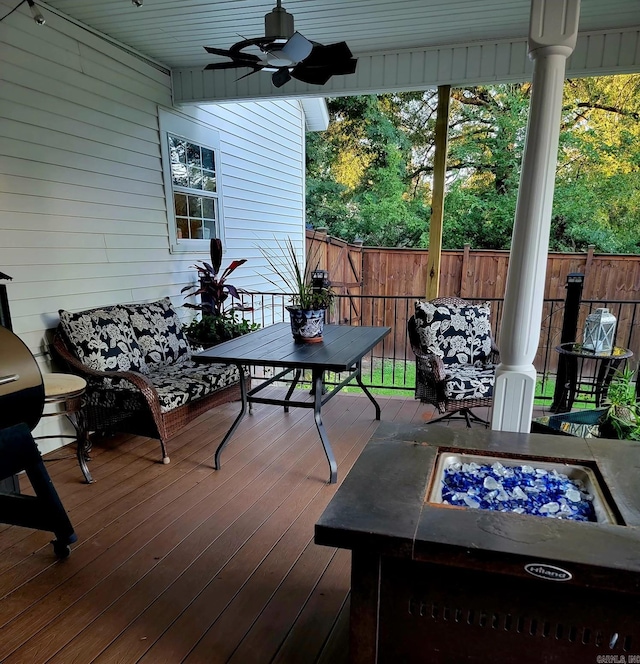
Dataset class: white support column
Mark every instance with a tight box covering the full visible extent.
[491,0,580,432]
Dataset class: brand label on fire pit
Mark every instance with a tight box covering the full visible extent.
[524,563,572,581]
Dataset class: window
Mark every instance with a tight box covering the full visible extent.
[159,109,224,252]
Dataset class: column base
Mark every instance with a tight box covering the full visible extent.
[491,365,537,432]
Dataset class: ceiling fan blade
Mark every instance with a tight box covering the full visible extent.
[291,49,358,85]
[272,67,292,88]
[204,46,233,57]
[204,45,261,63]
[303,41,354,68]
[280,31,313,63]
[236,68,264,82]
[204,61,261,71]
[290,65,333,86]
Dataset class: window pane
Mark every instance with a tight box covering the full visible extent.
[186,143,201,167]
[176,217,189,239]
[203,171,216,192]
[174,193,187,216]
[189,219,204,239]
[169,137,188,186]
[169,136,186,163]
[203,219,217,239]
[188,195,202,218]
[188,166,203,190]
[202,197,216,219]
[202,148,215,171]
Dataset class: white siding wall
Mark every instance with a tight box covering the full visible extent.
[0,3,306,450]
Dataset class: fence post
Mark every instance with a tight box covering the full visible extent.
[550,273,585,412]
[460,244,471,298]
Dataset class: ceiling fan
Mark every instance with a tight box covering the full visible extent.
[203,0,358,88]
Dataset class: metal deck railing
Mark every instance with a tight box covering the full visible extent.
[240,292,640,405]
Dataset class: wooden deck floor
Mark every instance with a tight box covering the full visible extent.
[0,393,524,664]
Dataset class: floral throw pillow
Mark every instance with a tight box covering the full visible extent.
[59,306,148,373]
[414,300,492,367]
[124,298,191,368]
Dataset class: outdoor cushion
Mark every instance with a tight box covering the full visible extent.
[143,361,241,413]
[59,305,147,373]
[124,298,191,367]
[444,365,495,401]
[82,361,240,413]
[414,300,493,366]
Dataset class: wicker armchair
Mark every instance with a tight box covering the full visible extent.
[51,299,246,468]
[408,296,499,427]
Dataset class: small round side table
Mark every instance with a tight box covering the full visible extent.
[37,374,93,484]
[555,343,633,412]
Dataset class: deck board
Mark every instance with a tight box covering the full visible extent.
[0,390,546,663]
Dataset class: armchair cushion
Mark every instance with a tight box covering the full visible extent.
[444,365,495,401]
[59,306,148,374]
[414,300,493,366]
[124,298,191,368]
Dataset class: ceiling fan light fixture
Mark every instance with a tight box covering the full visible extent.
[265,51,294,68]
[280,31,313,63]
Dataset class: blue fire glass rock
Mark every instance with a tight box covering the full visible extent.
[440,461,596,522]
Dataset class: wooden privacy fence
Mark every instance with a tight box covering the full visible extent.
[307,231,640,303]
[307,231,640,372]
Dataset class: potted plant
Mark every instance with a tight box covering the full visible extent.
[261,237,334,343]
[598,367,640,440]
[181,239,259,348]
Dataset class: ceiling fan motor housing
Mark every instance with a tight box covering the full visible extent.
[265,2,294,41]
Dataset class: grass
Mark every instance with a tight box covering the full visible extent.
[279,360,599,408]
[342,359,416,397]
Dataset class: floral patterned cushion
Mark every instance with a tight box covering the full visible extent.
[59,306,147,373]
[444,366,495,401]
[143,361,241,413]
[124,298,191,368]
[414,301,493,366]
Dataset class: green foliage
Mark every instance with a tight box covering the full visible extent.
[181,239,255,347]
[184,312,259,348]
[306,95,429,247]
[181,238,251,317]
[259,236,335,310]
[306,75,640,252]
[601,368,640,440]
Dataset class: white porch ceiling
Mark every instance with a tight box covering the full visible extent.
[42,0,640,102]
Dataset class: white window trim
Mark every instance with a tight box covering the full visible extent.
[159,107,225,253]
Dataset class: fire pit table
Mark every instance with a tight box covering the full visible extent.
[315,423,640,664]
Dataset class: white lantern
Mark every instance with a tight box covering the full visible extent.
[582,308,616,353]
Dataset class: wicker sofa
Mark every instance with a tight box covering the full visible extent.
[52,298,244,465]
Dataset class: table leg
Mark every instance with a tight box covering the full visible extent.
[355,361,382,420]
[596,358,622,407]
[69,407,93,484]
[566,355,578,412]
[284,369,302,412]
[312,369,337,484]
[214,364,248,471]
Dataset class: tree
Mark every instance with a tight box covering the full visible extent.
[306,95,429,246]
[306,75,640,253]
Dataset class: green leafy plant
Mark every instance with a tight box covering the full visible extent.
[259,236,334,311]
[600,367,640,440]
[181,238,251,317]
[182,312,259,348]
[181,239,258,347]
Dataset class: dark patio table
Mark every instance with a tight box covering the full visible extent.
[195,323,391,483]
